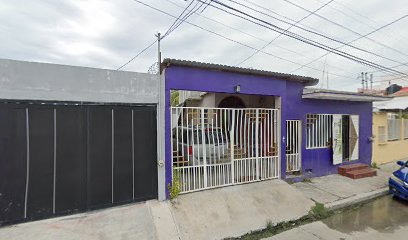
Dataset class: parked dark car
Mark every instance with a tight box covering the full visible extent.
[389,160,408,201]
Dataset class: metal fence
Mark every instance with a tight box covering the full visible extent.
[286,120,301,173]
[171,107,280,193]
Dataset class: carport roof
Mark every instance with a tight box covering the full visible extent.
[162,59,319,86]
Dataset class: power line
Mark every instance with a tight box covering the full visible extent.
[129,0,354,80]
[229,0,408,67]
[117,0,201,70]
[206,0,408,77]
[283,0,408,58]
[291,13,408,73]
[163,0,195,38]
[165,0,353,76]
[234,0,335,66]
[329,0,408,43]
[117,40,157,70]
[164,0,206,38]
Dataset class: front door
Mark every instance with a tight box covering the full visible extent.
[286,120,301,173]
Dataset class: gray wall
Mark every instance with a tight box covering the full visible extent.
[0,59,159,104]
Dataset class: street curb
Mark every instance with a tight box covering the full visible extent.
[325,187,389,211]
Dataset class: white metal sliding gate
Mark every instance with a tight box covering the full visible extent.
[171,107,280,193]
[286,120,301,173]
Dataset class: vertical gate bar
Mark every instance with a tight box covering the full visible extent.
[239,110,243,158]
[292,121,294,170]
[176,108,179,159]
[298,120,302,170]
[171,108,174,167]
[215,112,221,162]
[243,111,247,157]
[24,107,29,219]
[191,113,196,190]
[315,115,318,147]
[132,109,135,199]
[211,118,216,163]
[312,115,315,148]
[307,115,310,148]
[206,116,211,165]
[223,110,229,183]
[230,109,235,184]
[277,110,281,178]
[323,115,326,146]
[255,109,259,180]
[196,117,201,166]
[317,115,320,148]
[53,108,57,213]
[181,108,184,162]
[266,111,270,178]
[287,121,290,172]
[201,109,207,189]
[111,109,114,203]
[186,109,190,165]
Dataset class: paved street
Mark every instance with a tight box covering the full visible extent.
[265,195,408,240]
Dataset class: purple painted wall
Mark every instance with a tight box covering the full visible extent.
[285,81,373,178]
[164,66,373,196]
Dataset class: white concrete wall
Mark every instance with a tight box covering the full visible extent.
[0,59,159,103]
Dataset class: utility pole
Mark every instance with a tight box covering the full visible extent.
[155,32,162,75]
[361,72,365,91]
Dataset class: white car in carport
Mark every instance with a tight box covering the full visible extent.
[173,126,230,165]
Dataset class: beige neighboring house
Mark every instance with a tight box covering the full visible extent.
[373,95,408,164]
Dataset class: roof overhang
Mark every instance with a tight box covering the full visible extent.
[162,58,319,86]
[373,96,408,111]
[302,88,392,102]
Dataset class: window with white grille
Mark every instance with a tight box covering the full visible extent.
[306,114,333,149]
[377,126,386,143]
[404,119,408,139]
[387,116,401,141]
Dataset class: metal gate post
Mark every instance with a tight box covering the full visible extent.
[255,109,259,180]
[230,109,235,184]
[277,110,281,179]
[201,109,207,188]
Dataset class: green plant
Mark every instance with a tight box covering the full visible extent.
[170,91,179,107]
[371,162,380,169]
[266,220,273,231]
[309,202,332,220]
[168,170,181,200]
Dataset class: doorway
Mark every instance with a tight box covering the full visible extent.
[342,115,350,161]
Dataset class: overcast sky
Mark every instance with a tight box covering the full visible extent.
[1,0,408,91]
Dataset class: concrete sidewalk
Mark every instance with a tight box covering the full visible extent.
[0,200,179,240]
[0,179,314,240]
[292,161,400,210]
[0,162,400,240]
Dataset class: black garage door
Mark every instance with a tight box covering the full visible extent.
[0,101,158,226]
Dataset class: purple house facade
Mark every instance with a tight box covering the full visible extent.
[162,59,387,197]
